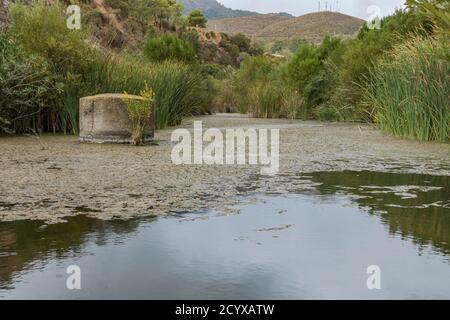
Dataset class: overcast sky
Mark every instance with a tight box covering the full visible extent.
[218,0,406,19]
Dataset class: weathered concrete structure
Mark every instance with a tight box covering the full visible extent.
[79,94,155,144]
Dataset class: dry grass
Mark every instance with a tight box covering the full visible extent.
[256,12,364,43]
[207,14,292,37]
[208,12,364,44]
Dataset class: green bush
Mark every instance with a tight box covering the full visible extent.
[0,32,59,133]
[233,55,280,112]
[180,30,201,53]
[123,83,155,145]
[8,2,92,78]
[187,9,207,28]
[2,2,207,134]
[233,55,307,119]
[6,2,93,133]
[230,33,251,52]
[200,64,227,79]
[144,35,197,63]
[367,37,449,142]
[283,43,321,92]
[211,77,238,113]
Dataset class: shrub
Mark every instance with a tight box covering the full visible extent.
[283,44,321,92]
[367,37,449,142]
[123,82,155,145]
[187,9,207,28]
[230,33,251,52]
[144,35,197,63]
[0,32,59,133]
[211,77,238,113]
[180,30,201,52]
[200,64,227,79]
[8,2,92,77]
[7,2,93,133]
[233,55,280,112]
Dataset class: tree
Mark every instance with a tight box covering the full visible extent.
[187,9,207,28]
[284,44,321,92]
[105,0,183,30]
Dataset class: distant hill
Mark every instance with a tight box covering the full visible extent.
[255,12,365,43]
[207,14,293,36]
[178,0,257,19]
[178,0,293,20]
[208,11,365,43]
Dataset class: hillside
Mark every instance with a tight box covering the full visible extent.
[178,0,292,20]
[255,12,365,43]
[177,0,257,19]
[207,14,293,36]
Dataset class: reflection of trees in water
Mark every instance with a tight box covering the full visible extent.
[310,171,450,256]
[0,215,150,289]
[1,171,449,290]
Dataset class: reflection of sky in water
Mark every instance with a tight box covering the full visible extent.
[0,171,449,299]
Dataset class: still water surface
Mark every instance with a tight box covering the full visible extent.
[0,171,449,299]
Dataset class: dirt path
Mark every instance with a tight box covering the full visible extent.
[1,114,449,223]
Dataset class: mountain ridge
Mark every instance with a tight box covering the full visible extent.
[208,11,365,43]
[177,0,292,20]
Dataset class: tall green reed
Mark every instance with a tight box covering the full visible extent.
[366,37,449,142]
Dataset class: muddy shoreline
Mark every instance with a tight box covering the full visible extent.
[1,114,449,223]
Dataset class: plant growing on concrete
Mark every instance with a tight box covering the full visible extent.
[123,82,155,145]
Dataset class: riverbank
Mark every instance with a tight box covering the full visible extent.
[1,114,449,223]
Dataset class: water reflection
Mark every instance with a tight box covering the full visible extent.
[0,217,148,289]
[308,171,450,255]
[0,171,449,299]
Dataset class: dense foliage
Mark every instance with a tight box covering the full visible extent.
[187,9,207,28]
[229,5,448,141]
[0,1,447,143]
[0,2,212,133]
[144,35,197,63]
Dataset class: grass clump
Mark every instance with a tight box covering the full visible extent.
[367,37,449,142]
[123,82,155,145]
[144,35,197,63]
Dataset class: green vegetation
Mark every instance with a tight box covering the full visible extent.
[0,1,448,143]
[0,1,211,134]
[123,83,155,145]
[4,2,92,134]
[144,35,197,63]
[228,5,449,141]
[406,0,450,35]
[367,37,449,142]
[104,0,183,30]
[0,33,57,133]
[187,9,207,28]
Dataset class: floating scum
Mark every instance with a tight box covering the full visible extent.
[171,121,280,175]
